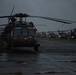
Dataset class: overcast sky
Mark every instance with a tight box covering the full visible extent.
[0,0,76,32]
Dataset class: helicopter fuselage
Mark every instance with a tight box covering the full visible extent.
[1,21,40,52]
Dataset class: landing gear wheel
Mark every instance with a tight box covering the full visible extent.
[34,47,38,52]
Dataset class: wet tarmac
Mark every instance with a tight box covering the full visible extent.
[0,39,76,75]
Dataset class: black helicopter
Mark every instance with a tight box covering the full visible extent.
[0,12,76,52]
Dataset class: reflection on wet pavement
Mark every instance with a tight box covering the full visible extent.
[0,52,76,75]
[0,53,8,62]
[0,39,76,75]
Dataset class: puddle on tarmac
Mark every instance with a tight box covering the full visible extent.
[63,53,76,56]
[0,71,23,75]
[0,53,8,62]
[65,60,76,63]
[34,70,68,74]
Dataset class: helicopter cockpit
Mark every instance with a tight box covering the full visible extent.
[7,20,39,52]
[11,21,37,38]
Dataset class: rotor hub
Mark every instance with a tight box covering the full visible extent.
[14,13,29,17]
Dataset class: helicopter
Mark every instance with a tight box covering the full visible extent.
[0,12,76,52]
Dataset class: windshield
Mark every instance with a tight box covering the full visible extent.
[28,29,36,37]
[14,29,22,37]
[11,27,22,37]
[11,27,29,37]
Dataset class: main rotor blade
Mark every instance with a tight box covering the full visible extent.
[11,6,15,16]
[28,15,76,24]
[0,28,4,31]
[8,5,15,22]
[0,24,7,26]
[0,13,28,18]
[0,16,11,18]
[0,6,15,19]
[0,13,76,24]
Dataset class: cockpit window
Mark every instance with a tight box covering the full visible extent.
[11,27,22,37]
[11,27,28,37]
[28,29,36,37]
[14,29,22,37]
[23,28,27,36]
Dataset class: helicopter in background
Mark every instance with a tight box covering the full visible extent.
[0,12,76,52]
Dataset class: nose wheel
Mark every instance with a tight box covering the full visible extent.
[34,44,40,52]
